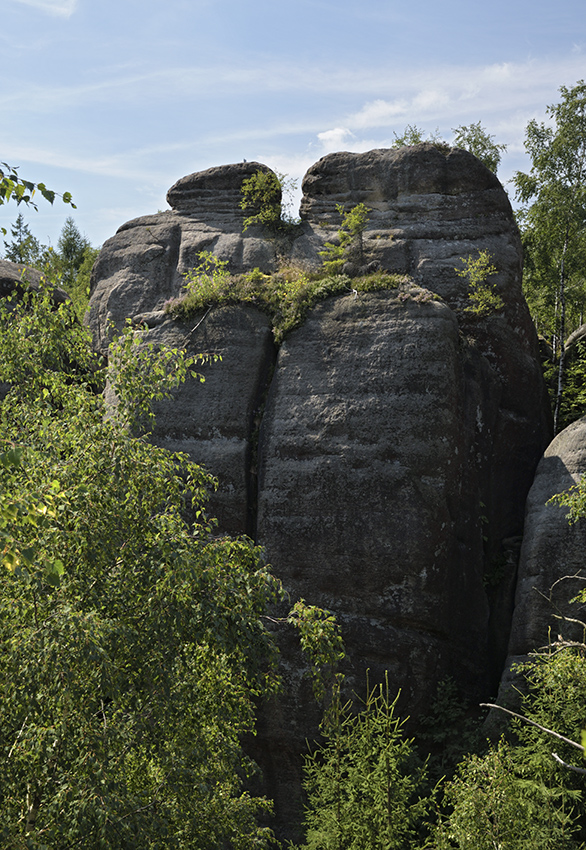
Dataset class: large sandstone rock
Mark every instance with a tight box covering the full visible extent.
[487,418,586,735]
[0,258,69,305]
[507,418,586,662]
[87,161,282,353]
[87,145,552,838]
[258,290,492,699]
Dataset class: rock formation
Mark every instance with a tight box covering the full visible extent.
[87,145,552,836]
[0,258,69,305]
[503,417,586,686]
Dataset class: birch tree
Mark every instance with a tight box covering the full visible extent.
[513,81,586,433]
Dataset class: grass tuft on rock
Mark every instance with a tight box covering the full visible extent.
[165,251,412,343]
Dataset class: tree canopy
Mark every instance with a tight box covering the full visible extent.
[0,283,342,848]
[391,122,506,173]
[452,121,507,174]
[513,80,586,431]
[2,213,99,320]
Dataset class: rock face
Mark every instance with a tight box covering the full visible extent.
[138,307,276,536]
[485,416,586,739]
[87,161,282,354]
[506,417,586,669]
[87,145,552,837]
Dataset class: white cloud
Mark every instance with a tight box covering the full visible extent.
[317,127,355,151]
[12,0,78,17]
[316,57,586,143]
[413,88,450,112]
[350,99,409,129]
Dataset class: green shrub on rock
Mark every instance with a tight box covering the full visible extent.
[167,251,411,343]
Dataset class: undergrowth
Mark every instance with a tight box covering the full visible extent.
[165,251,412,344]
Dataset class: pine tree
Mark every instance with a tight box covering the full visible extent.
[2,213,41,266]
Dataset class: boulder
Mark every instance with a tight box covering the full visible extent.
[0,258,69,305]
[507,417,586,663]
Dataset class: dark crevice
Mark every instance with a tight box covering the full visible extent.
[245,338,278,541]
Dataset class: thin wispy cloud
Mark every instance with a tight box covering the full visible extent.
[312,57,584,154]
[3,54,585,119]
[0,141,165,183]
[1,0,583,247]
[12,0,78,17]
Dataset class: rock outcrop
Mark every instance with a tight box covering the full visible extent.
[0,258,69,305]
[87,145,552,837]
[506,417,586,671]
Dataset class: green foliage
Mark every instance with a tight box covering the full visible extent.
[67,243,100,320]
[319,202,371,274]
[294,675,429,850]
[107,319,216,434]
[180,249,232,305]
[241,169,282,231]
[55,216,91,288]
[1,213,99,319]
[391,122,507,167]
[549,461,586,524]
[0,283,100,404]
[512,80,586,431]
[40,217,97,318]
[514,79,586,341]
[456,250,504,316]
[434,649,586,849]
[434,739,545,850]
[3,213,42,265]
[392,125,445,148]
[0,283,342,848]
[0,447,64,581]
[287,600,345,701]
[416,679,483,785]
[451,121,507,173]
[167,250,410,344]
[240,169,298,232]
[0,161,75,235]
[550,338,586,432]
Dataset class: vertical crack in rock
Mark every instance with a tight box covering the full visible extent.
[139,305,277,537]
[245,343,278,540]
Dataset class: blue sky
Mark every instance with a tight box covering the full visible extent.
[1,0,585,249]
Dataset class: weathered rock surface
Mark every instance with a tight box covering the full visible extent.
[0,258,69,305]
[87,145,552,838]
[507,418,586,663]
[139,307,276,536]
[259,290,490,697]
[87,161,282,353]
[486,417,586,735]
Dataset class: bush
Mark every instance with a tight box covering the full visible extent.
[294,676,430,850]
[434,649,586,849]
[0,284,342,849]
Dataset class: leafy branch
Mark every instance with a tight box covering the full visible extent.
[0,161,75,235]
[480,702,586,775]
